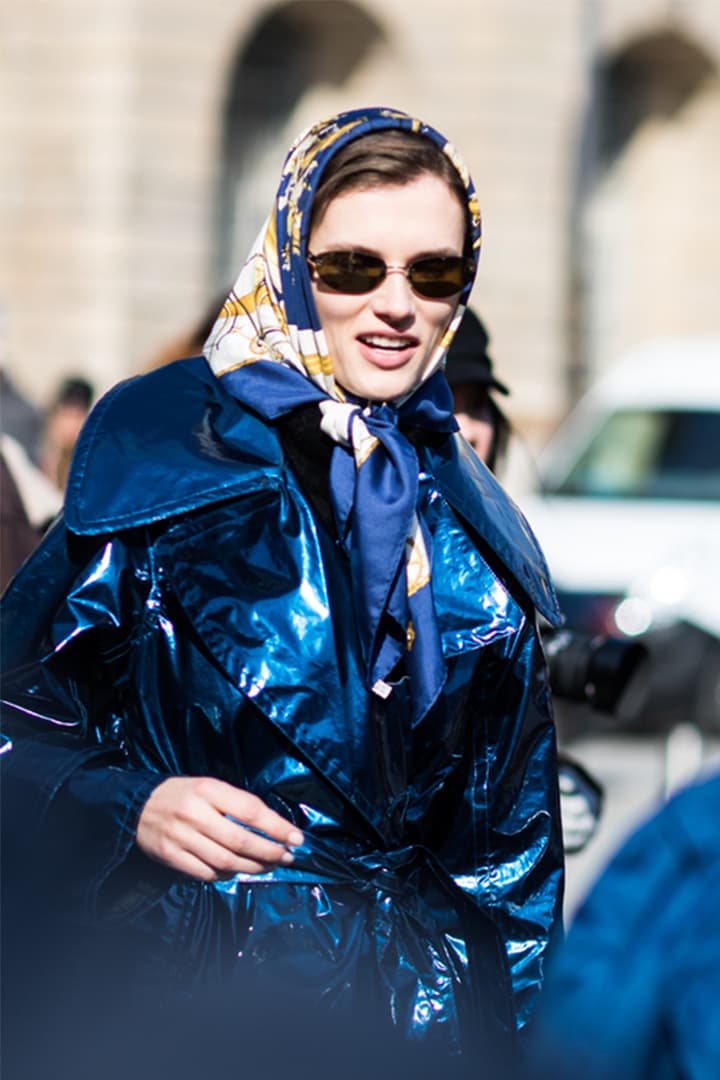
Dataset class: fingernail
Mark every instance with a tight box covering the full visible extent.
[288,830,304,847]
[280,850,295,865]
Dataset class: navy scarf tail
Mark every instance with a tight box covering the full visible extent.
[219,362,457,725]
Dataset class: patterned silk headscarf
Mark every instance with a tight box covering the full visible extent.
[205,106,482,725]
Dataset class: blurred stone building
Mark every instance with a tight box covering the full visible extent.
[2,0,719,441]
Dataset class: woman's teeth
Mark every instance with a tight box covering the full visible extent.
[360,335,413,350]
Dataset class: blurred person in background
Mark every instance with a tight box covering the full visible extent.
[1,367,63,588]
[1,108,565,1075]
[0,435,62,590]
[1,373,89,590]
[531,767,720,1078]
[0,368,44,466]
[444,308,606,857]
[444,307,511,472]
[39,376,94,491]
[0,451,49,592]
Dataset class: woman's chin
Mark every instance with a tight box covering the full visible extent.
[339,367,425,404]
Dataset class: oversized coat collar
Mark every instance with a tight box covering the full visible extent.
[65,356,561,627]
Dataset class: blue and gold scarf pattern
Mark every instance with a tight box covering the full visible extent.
[205,107,482,724]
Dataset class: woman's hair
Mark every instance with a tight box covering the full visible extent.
[310,129,470,243]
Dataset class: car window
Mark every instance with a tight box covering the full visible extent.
[548,409,720,499]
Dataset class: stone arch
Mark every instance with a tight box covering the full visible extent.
[215,1,385,287]
[567,28,717,396]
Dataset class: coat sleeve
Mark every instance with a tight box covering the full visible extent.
[1,518,171,923]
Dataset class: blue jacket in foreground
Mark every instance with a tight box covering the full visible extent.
[534,770,720,1079]
[1,356,563,1058]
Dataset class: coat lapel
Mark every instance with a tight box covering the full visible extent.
[65,356,284,535]
[424,435,562,627]
[155,476,388,833]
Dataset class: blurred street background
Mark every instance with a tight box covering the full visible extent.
[563,729,720,917]
[2,1,719,437]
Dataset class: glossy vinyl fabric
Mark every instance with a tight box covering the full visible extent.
[1,357,564,1063]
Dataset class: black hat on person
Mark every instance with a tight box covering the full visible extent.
[445,309,510,395]
[52,377,94,410]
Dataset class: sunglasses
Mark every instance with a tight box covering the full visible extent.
[307,250,474,299]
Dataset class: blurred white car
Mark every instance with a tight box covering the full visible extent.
[520,336,720,732]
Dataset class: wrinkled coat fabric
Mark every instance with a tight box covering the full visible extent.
[1,357,563,1066]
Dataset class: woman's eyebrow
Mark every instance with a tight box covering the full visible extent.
[412,246,466,258]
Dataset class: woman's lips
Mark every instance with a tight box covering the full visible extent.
[356,333,419,369]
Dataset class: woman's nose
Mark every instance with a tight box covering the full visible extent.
[371,267,416,321]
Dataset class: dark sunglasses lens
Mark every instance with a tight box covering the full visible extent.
[314,252,386,294]
[408,257,473,298]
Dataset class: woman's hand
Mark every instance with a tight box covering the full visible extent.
[136,777,304,882]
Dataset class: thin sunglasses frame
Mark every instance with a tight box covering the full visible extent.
[306,249,475,299]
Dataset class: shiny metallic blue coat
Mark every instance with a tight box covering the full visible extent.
[1,357,563,1057]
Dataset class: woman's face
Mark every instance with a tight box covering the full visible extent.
[308,174,467,402]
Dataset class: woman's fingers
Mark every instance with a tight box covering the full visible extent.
[207,814,300,866]
[199,778,305,848]
[136,776,304,880]
[157,825,290,881]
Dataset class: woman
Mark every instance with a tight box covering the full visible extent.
[1,108,563,1068]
